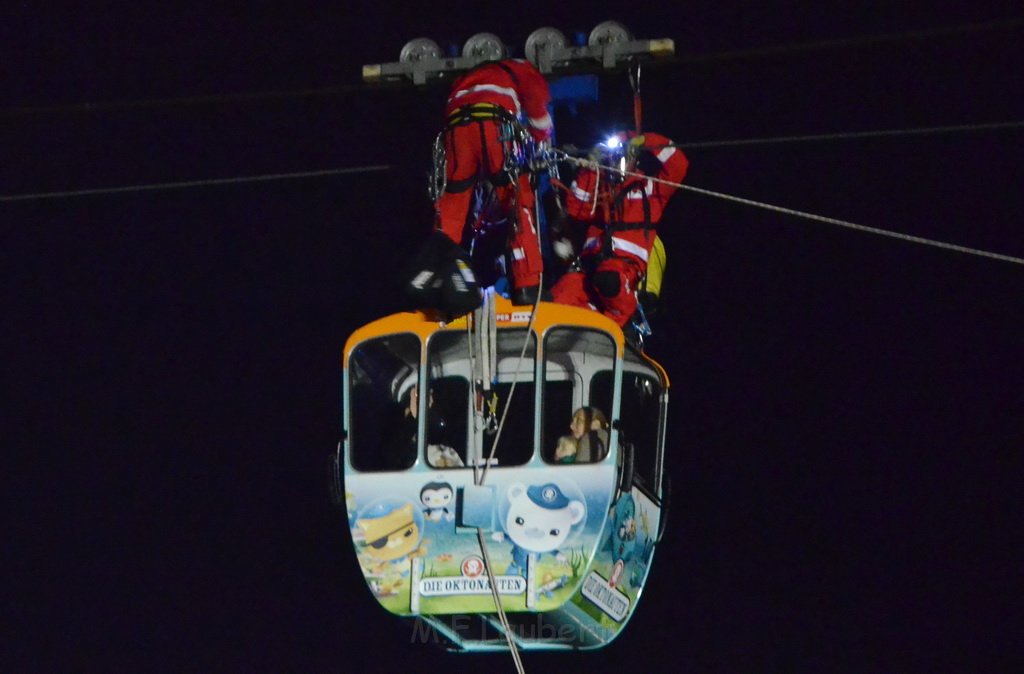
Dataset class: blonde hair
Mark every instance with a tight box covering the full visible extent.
[574,406,608,431]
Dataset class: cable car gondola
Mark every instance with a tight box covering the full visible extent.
[332,291,671,651]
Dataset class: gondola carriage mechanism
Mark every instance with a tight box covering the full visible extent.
[334,21,677,654]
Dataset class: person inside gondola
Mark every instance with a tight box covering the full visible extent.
[385,386,462,468]
[572,406,610,462]
[551,406,610,463]
[403,386,465,468]
[553,435,579,463]
[384,386,421,469]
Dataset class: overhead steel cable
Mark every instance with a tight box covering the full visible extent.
[5,17,1020,117]
[4,117,1020,204]
[1,84,369,117]
[0,165,395,203]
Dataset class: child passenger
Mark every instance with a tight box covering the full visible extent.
[551,406,610,463]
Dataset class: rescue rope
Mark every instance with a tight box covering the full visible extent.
[556,154,1024,266]
[463,189,546,673]
[469,292,535,672]
[466,296,522,670]
[466,295,536,673]
[480,170,546,485]
[477,270,542,487]
[474,529,526,672]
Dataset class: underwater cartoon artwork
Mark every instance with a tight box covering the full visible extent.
[492,482,586,576]
[419,481,455,522]
[574,488,660,626]
[353,497,430,580]
[607,493,638,564]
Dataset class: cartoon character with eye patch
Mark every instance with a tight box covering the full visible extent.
[355,501,428,570]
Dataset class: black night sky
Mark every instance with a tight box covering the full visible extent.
[5,3,1024,672]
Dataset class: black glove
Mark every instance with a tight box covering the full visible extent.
[637,291,659,318]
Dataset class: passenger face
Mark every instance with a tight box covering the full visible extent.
[570,411,587,440]
[408,387,433,418]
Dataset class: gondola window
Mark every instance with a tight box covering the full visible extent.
[427,329,537,467]
[542,327,616,464]
[347,333,422,472]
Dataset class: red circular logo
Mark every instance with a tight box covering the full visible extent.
[461,555,485,577]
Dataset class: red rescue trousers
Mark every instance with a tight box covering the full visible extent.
[550,256,643,327]
[435,120,543,290]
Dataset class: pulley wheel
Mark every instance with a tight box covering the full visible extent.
[400,38,442,63]
[588,21,633,46]
[462,32,506,61]
[524,27,567,65]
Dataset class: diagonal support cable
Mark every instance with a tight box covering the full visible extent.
[558,154,1024,266]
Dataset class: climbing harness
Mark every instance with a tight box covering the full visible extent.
[429,103,532,202]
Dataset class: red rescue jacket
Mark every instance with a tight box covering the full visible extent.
[564,132,689,267]
[444,59,553,143]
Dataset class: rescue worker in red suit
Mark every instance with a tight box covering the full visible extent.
[551,131,688,331]
[426,58,553,309]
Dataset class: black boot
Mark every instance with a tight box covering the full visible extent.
[439,258,483,316]
[404,230,479,313]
